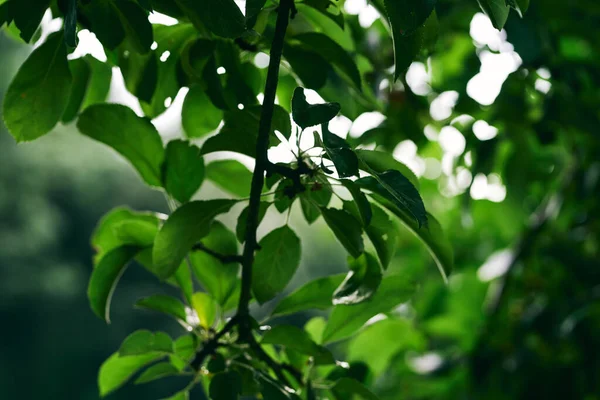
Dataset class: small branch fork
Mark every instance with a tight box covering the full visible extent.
[189,0,305,388]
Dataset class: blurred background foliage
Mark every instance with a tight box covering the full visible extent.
[1,0,599,399]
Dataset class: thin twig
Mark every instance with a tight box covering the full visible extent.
[191,242,243,264]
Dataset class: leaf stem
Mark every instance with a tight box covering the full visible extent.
[237,0,294,323]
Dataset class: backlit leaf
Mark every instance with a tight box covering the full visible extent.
[162,139,205,203]
[321,208,364,258]
[271,274,346,317]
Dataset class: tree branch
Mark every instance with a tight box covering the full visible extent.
[237,0,294,323]
[191,242,243,264]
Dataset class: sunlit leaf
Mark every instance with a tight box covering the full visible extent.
[271,274,346,317]
[135,295,188,323]
[206,159,253,198]
[262,325,335,364]
[135,362,179,384]
[182,85,223,138]
[98,352,163,397]
[119,330,173,356]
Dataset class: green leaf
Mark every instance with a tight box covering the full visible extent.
[252,226,302,304]
[369,195,453,282]
[153,200,236,279]
[292,33,362,88]
[321,208,364,258]
[340,180,372,226]
[477,0,510,29]
[79,1,125,49]
[98,352,163,397]
[356,170,427,228]
[119,330,173,356]
[115,0,154,54]
[191,292,218,328]
[210,370,243,400]
[262,325,335,364]
[506,0,529,17]
[291,87,340,130]
[91,207,160,262]
[88,245,143,323]
[182,86,223,138]
[322,274,415,343]
[259,375,298,400]
[64,0,78,47]
[7,0,49,42]
[3,32,72,142]
[61,58,91,123]
[77,104,166,187]
[332,378,380,400]
[364,203,398,270]
[162,390,189,400]
[162,140,205,203]
[177,0,246,38]
[271,274,346,317]
[190,221,240,308]
[206,160,252,198]
[303,0,345,28]
[382,0,436,37]
[322,124,359,178]
[236,202,271,243]
[246,0,267,20]
[356,149,419,189]
[283,44,330,90]
[172,334,198,368]
[135,295,188,323]
[80,55,112,109]
[333,253,382,305]
[201,105,291,157]
[300,179,332,224]
[135,362,179,384]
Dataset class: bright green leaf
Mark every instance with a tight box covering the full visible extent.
[182,85,223,138]
[252,226,302,304]
[332,377,380,400]
[322,274,415,343]
[77,104,166,187]
[191,292,218,328]
[88,245,143,323]
[98,352,163,397]
[153,200,236,279]
[206,160,252,198]
[119,330,173,356]
[3,32,72,142]
[135,295,188,323]
[135,362,179,384]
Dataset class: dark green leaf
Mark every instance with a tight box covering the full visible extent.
[88,246,143,323]
[340,180,371,226]
[283,45,330,90]
[477,0,510,29]
[333,253,382,305]
[115,0,153,53]
[206,160,252,198]
[3,32,72,142]
[98,352,163,397]
[61,58,91,123]
[64,0,77,46]
[135,362,179,384]
[332,378,380,400]
[261,325,335,364]
[322,274,416,343]
[77,104,166,187]
[356,149,419,188]
[369,195,452,281]
[236,202,271,243]
[79,1,125,49]
[162,140,205,203]
[182,86,223,138]
[8,0,49,42]
[153,200,236,279]
[322,124,359,178]
[135,295,188,323]
[356,170,427,227]
[271,274,346,317]
[209,370,243,400]
[507,0,529,17]
[321,208,364,258]
[274,179,297,213]
[190,221,239,308]
[201,105,290,157]
[382,0,436,36]
[291,87,340,130]
[246,0,267,20]
[300,179,332,224]
[119,50,158,104]
[119,330,173,356]
[252,226,302,304]
[259,375,298,400]
[292,33,361,88]
[80,55,112,109]
[177,0,246,38]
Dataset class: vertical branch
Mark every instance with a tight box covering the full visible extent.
[237,0,294,324]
